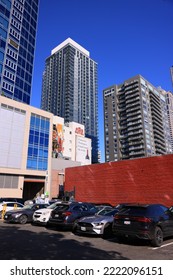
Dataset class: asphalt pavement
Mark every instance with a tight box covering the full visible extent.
[0,220,173,260]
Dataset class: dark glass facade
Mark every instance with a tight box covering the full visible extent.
[41,39,99,163]
[0,0,39,104]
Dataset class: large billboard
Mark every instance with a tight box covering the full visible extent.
[76,136,91,165]
[52,123,64,158]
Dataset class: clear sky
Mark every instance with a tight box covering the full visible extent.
[31,0,173,162]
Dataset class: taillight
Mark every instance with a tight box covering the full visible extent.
[114,215,151,223]
[114,214,124,220]
[133,216,151,223]
[63,211,72,216]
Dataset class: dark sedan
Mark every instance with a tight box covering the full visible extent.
[112,203,173,247]
[48,202,98,229]
[3,203,49,224]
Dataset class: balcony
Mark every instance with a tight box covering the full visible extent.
[129,145,144,151]
[126,96,140,105]
[128,139,144,146]
[127,120,142,127]
[129,150,145,156]
[128,129,143,136]
[126,100,140,109]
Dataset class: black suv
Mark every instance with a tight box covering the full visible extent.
[48,202,98,229]
[112,203,173,247]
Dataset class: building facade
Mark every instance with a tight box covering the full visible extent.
[41,38,99,163]
[162,89,173,151]
[0,95,52,200]
[0,95,91,200]
[171,66,173,90]
[52,116,91,165]
[103,75,172,162]
[0,0,39,104]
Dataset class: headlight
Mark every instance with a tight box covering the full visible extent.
[13,213,22,218]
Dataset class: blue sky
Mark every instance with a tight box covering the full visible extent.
[31,0,173,162]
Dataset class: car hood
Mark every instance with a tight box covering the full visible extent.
[78,215,114,223]
[34,208,52,214]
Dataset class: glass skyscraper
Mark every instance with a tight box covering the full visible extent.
[0,0,39,104]
[41,38,99,163]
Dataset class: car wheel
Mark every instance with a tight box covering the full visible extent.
[19,215,28,224]
[0,211,2,219]
[151,227,163,247]
[102,223,112,239]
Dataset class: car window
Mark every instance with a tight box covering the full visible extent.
[119,206,148,215]
[73,205,83,211]
[54,204,69,211]
[105,209,118,216]
[6,202,18,207]
[6,203,14,207]
[47,202,60,209]
[97,208,112,215]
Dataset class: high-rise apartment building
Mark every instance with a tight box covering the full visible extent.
[160,89,173,151]
[103,75,172,162]
[171,66,173,90]
[0,0,39,104]
[41,38,99,163]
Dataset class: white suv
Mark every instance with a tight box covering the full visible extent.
[0,201,24,219]
[32,201,62,225]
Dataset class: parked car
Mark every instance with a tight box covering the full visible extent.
[3,203,49,224]
[32,201,62,225]
[0,201,24,219]
[112,203,173,247]
[0,197,24,204]
[72,208,119,237]
[48,202,98,229]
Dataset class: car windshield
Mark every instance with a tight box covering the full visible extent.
[104,209,118,216]
[47,202,60,209]
[97,208,113,215]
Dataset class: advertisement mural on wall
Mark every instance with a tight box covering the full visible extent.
[52,123,64,158]
[76,136,91,165]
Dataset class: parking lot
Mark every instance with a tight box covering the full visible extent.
[0,220,173,260]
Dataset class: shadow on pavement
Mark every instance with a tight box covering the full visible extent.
[0,223,128,260]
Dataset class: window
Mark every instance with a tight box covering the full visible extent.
[27,114,50,171]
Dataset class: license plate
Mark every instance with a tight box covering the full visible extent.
[81,226,86,231]
[55,214,59,217]
[124,220,131,225]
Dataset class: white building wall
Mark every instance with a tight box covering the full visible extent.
[52,117,91,165]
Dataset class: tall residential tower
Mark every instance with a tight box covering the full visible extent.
[103,75,172,162]
[0,0,39,104]
[41,38,99,163]
[171,66,173,90]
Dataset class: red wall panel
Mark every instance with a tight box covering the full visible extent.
[65,154,173,207]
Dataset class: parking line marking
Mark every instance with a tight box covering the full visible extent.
[150,241,173,250]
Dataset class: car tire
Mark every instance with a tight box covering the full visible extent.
[19,215,28,224]
[0,211,2,219]
[102,223,112,239]
[151,227,163,247]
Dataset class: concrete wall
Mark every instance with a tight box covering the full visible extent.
[65,154,173,207]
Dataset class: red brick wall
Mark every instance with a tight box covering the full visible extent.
[65,154,173,207]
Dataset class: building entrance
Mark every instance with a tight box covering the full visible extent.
[23,182,44,201]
